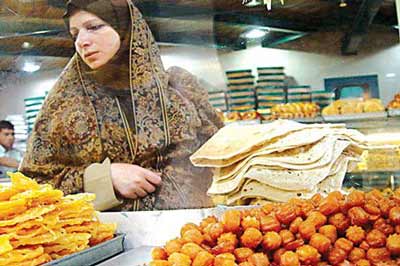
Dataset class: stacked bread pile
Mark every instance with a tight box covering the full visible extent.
[322,99,384,116]
[0,173,116,265]
[190,120,367,205]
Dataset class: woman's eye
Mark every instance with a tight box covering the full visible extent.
[87,24,104,31]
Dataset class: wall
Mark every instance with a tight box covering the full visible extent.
[0,70,61,119]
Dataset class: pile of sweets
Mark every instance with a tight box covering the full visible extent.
[0,172,116,265]
[149,189,400,266]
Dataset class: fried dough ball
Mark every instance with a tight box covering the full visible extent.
[242,216,261,230]
[307,211,327,229]
[221,210,241,233]
[192,251,214,266]
[319,196,340,216]
[218,232,238,246]
[346,190,365,208]
[346,226,366,245]
[373,218,394,236]
[279,230,295,245]
[366,229,386,248]
[311,193,323,207]
[329,213,350,233]
[204,222,224,241]
[247,252,270,266]
[152,247,168,260]
[319,225,338,244]
[216,253,236,266]
[334,238,353,254]
[261,202,275,215]
[328,247,347,265]
[348,207,369,226]
[234,247,254,263]
[165,238,183,256]
[276,204,297,225]
[289,217,303,234]
[272,248,286,265]
[168,252,191,266]
[386,233,400,255]
[149,260,170,266]
[396,225,400,234]
[284,239,304,251]
[238,263,253,266]
[309,233,331,254]
[389,206,400,225]
[262,231,282,251]
[298,221,316,240]
[200,216,218,231]
[355,259,371,266]
[364,201,381,216]
[241,228,263,249]
[260,215,281,233]
[359,241,370,251]
[366,248,390,264]
[181,243,204,260]
[181,223,200,237]
[182,228,204,245]
[348,247,366,263]
[212,233,238,255]
[280,251,300,266]
[296,245,321,265]
[378,198,396,218]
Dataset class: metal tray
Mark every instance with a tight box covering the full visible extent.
[44,233,125,266]
[97,246,153,266]
[323,112,388,122]
[388,109,400,117]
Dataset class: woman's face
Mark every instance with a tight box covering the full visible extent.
[69,10,121,69]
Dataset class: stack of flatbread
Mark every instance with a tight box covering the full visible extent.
[190,119,367,205]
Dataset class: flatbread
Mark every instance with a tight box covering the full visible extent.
[214,135,337,182]
[208,140,350,194]
[190,120,347,167]
[190,120,306,166]
[226,155,351,204]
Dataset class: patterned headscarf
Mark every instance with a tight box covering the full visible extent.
[63,0,171,160]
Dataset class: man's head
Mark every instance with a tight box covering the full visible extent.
[0,120,15,151]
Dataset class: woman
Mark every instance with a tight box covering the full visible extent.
[20,0,223,211]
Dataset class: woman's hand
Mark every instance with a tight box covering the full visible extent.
[110,163,162,199]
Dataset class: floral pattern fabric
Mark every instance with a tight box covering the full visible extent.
[20,1,223,211]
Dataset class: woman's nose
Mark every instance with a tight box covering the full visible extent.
[76,31,92,48]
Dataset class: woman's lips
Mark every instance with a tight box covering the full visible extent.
[84,51,98,59]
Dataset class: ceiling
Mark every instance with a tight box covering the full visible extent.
[0,0,398,71]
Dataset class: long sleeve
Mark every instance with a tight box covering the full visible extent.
[19,115,87,195]
[19,80,104,196]
[167,66,224,140]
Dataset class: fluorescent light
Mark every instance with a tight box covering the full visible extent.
[22,62,40,72]
[386,73,396,78]
[244,29,267,39]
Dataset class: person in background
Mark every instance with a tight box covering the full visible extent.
[20,0,223,211]
[0,120,22,179]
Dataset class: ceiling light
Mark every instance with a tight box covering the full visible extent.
[21,42,32,49]
[244,29,267,39]
[22,62,40,73]
[386,73,396,78]
[339,0,347,8]
[243,0,285,11]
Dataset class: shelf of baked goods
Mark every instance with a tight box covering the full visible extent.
[220,94,400,127]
